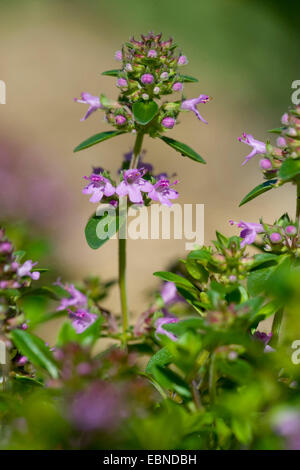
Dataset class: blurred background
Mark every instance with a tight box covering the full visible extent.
[1,0,300,318]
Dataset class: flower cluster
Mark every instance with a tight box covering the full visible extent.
[82,155,179,207]
[75,32,211,133]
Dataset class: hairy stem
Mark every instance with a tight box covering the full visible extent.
[118,131,145,347]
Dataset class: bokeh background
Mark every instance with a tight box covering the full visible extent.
[1,0,300,319]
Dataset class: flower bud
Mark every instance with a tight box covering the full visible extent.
[125,63,133,72]
[162,117,176,129]
[177,55,188,65]
[288,127,297,136]
[117,78,128,88]
[142,93,149,100]
[141,73,154,85]
[276,137,286,147]
[115,50,122,61]
[153,86,160,95]
[285,225,297,235]
[172,82,183,92]
[147,49,157,58]
[259,158,272,170]
[281,113,289,125]
[160,72,169,80]
[270,232,282,244]
[115,115,127,126]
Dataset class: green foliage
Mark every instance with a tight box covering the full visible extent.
[159,136,206,164]
[74,130,125,152]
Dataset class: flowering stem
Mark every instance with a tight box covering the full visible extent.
[130,131,144,169]
[119,235,128,348]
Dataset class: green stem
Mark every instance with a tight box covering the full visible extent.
[209,352,217,404]
[119,235,128,347]
[296,181,300,229]
[118,131,145,348]
[270,308,283,347]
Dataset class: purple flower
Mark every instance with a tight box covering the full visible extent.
[273,410,300,450]
[162,117,176,129]
[161,281,180,306]
[281,113,289,125]
[116,169,153,204]
[147,49,157,58]
[172,82,183,92]
[141,74,154,85]
[155,316,179,341]
[55,280,87,311]
[259,158,272,170]
[230,220,264,248]
[160,72,168,80]
[148,179,179,206]
[68,309,97,334]
[238,133,267,165]
[177,55,188,65]
[82,172,115,203]
[0,241,12,253]
[253,331,272,345]
[286,225,297,235]
[117,78,128,88]
[74,92,103,121]
[277,137,286,147]
[115,115,127,126]
[17,261,40,280]
[115,50,122,61]
[181,94,211,124]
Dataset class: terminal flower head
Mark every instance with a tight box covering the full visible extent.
[74,92,103,121]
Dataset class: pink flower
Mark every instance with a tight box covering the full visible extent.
[161,281,180,306]
[162,117,176,129]
[115,50,122,61]
[147,50,157,58]
[68,309,97,334]
[148,179,179,206]
[116,169,153,204]
[117,78,128,88]
[82,172,115,203]
[181,94,211,123]
[230,220,264,247]
[172,82,183,92]
[238,133,267,165]
[259,158,272,170]
[55,280,87,312]
[141,74,154,85]
[74,92,103,121]
[177,55,188,65]
[155,316,179,341]
[17,261,40,280]
[115,115,127,126]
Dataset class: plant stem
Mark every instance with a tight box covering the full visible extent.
[130,131,144,169]
[270,308,284,347]
[209,352,217,404]
[118,131,145,348]
[296,180,300,228]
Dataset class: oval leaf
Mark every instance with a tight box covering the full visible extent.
[159,136,206,164]
[153,271,196,291]
[132,100,159,125]
[11,329,59,379]
[74,130,125,152]
[85,212,119,250]
[279,158,300,181]
[239,179,277,207]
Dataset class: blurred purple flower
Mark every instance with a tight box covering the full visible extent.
[17,260,40,280]
[230,220,264,248]
[148,179,179,206]
[82,172,115,203]
[116,169,152,204]
[155,316,179,341]
[162,117,176,129]
[238,133,267,165]
[161,281,180,306]
[55,280,87,312]
[181,94,211,123]
[68,309,97,334]
[273,410,300,450]
[74,92,103,121]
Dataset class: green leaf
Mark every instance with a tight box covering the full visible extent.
[239,179,277,206]
[159,136,206,164]
[152,365,191,398]
[180,75,199,83]
[11,329,59,379]
[132,100,159,125]
[57,317,102,348]
[85,211,119,250]
[153,271,196,291]
[101,69,121,77]
[250,253,279,271]
[279,158,300,181]
[247,266,276,296]
[74,130,125,152]
[146,347,173,374]
[268,127,284,134]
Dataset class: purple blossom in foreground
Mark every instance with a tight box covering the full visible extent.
[161,281,180,306]
[155,316,179,341]
[55,280,87,311]
[273,410,300,450]
[230,220,264,248]
[82,172,115,203]
[116,169,153,204]
[74,92,103,121]
[148,179,179,206]
[17,261,40,280]
[238,133,267,165]
[181,94,211,123]
[68,309,97,334]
